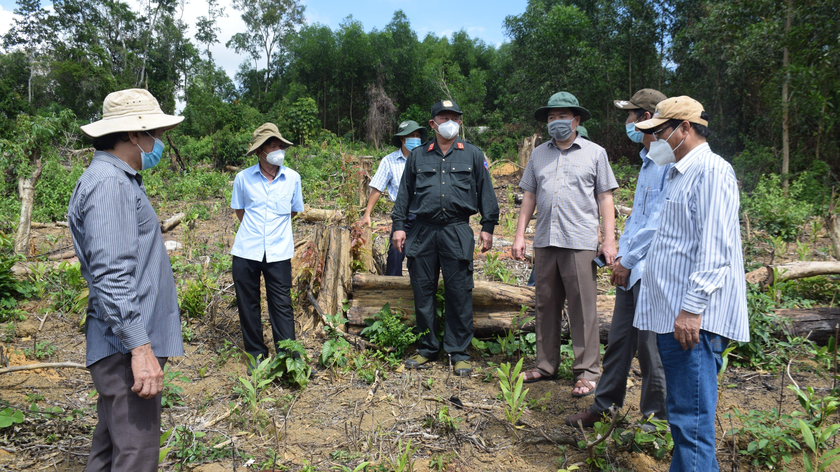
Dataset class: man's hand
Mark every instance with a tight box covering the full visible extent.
[674,310,702,350]
[599,238,617,266]
[479,231,493,253]
[130,343,163,399]
[392,230,406,253]
[360,214,372,227]
[610,258,629,288]
[511,235,527,260]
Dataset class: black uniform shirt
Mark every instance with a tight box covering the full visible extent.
[392,137,499,234]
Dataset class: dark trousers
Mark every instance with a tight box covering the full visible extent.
[87,353,167,472]
[386,215,414,276]
[232,256,295,361]
[590,281,667,420]
[406,221,475,363]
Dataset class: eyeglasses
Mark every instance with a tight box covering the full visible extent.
[651,125,673,140]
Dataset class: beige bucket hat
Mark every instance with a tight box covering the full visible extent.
[80,88,184,138]
[246,123,293,156]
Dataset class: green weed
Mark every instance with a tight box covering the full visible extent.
[361,303,420,359]
[496,358,529,433]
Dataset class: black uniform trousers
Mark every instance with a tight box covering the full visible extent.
[232,255,295,362]
[405,220,475,363]
[386,214,415,276]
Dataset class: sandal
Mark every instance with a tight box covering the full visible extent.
[571,379,597,397]
[519,369,557,384]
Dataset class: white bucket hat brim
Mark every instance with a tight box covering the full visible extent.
[80,88,184,138]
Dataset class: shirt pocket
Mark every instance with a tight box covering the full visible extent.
[415,165,438,191]
[642,188,660,216]
[449,163,473,191]
[657,199,689,239]
[270,191,293,215]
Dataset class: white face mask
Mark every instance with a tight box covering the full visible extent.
[436,120,460,140]
[266,149,285,167]
[647,126,685,166]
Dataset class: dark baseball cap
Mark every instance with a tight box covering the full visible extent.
[430,99,463,119]
[614,89,667,114]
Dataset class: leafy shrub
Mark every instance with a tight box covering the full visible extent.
[360,303,420,358]
[743,173,812,242]
[0,233,27,322]
[179,277,214,319]
[268,339,311,389]
[729,407,801,469]
[33,159,85,223]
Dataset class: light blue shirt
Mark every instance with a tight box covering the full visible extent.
[230,164,305,263]
[368,149,406,202]
[616,148,671,290]
[635,143,749,342]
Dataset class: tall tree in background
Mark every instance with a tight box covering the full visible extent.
[195,0,226,60]
[227,0,305,99]
[2,0,48,105]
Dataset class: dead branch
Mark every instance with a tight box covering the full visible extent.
[577,408,620,463]
[0,362,88,374]
[160,212,186,233]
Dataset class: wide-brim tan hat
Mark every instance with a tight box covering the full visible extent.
[636,95,708,131]
[80,88,184,138]
[246,123,293,156]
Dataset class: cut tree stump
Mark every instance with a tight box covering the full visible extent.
[745,261,840,286]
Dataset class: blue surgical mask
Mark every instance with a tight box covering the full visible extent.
[625,122,644,143]
[548,119,574,142]
[137,133,165,170]
[404,137,421,151]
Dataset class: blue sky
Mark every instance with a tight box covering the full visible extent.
[0,0,529,78]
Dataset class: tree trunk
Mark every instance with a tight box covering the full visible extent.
[824,188,840,260]
[781,0,792,192]
[518,134,541,170]
[358,156,373,208]
[14,153,43,255]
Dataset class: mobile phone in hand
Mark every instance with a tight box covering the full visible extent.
[593,254,607,268]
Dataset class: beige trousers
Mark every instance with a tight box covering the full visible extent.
[534,246,601,382]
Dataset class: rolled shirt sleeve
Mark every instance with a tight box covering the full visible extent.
[231,173,244,210]
[82,177,149,351]
[595,149,619,195]
[292,176,305,212]
[680,167,740,315]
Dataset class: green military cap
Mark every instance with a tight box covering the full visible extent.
[430,99,463,119]
[391,120,428,148]
[577,126,590,140]
[534,91,591,123]
[613,88,667,114]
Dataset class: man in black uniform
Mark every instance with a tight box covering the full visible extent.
[392,99,499,376]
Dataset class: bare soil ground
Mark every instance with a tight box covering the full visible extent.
[1,173,837,471]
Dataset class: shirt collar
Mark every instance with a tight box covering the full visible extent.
[390,148,406,161]
[250,162,287,178]
[93,150,139,178]
[548,133,583,152]
[673,142,710,175]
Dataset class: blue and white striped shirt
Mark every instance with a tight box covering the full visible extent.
[616,148,672,290]
[68,152,184,366]
[369,149,406,202]
[635,143,749,342]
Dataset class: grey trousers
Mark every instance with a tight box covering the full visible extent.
[87,352,167,472]
[534,247,600,382]
[591,281,667,420]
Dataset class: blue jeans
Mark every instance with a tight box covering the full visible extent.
[658,330,728,472]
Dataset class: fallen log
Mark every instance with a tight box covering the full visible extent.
[773,308,840,345]
[615,205,632,217]
[160,212,186,233]
[745,261,840,286]
[30,222,69,229]
[298,208,344,223]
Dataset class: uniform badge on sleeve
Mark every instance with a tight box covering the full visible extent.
[484,160,489,169]
[456,142,464,150]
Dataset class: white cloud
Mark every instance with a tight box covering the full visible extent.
[0,5,16,39]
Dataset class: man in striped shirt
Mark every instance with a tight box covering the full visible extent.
[634,96,749,471]
[70,89,184,471]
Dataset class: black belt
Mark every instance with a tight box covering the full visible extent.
[416,216,470,227]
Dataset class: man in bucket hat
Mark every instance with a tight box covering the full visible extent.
[361,120,428,275]
[230,123,304,367]
[567,88,668,430]
[69,88,185,471]
[512,92,618,397]
[633,96,748,471]
[392,99,499,376]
